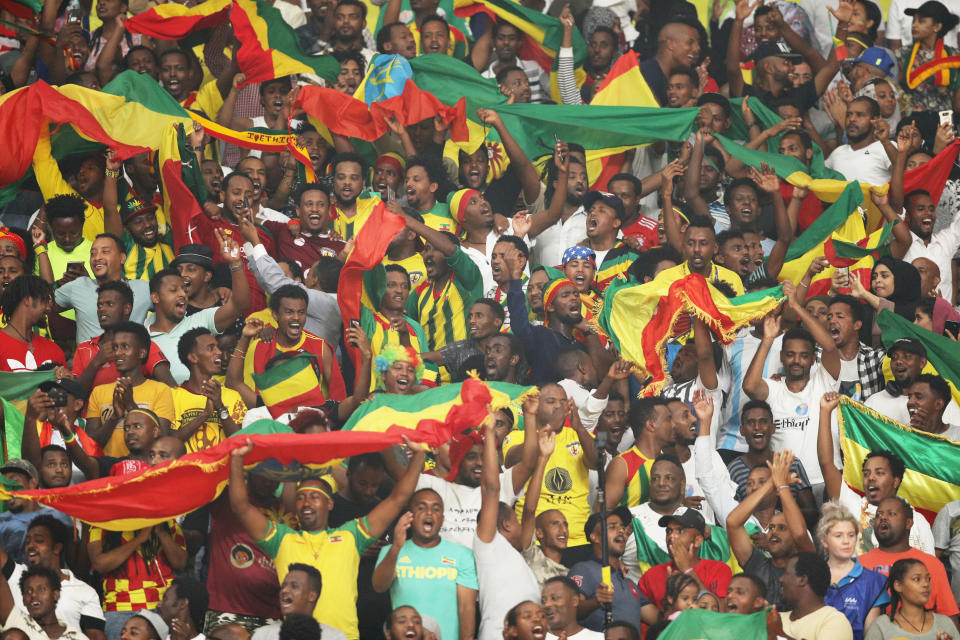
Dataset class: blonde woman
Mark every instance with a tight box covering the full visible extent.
[819,501,890,640]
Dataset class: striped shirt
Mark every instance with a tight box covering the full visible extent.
[615,446,655,508]
[360,307,428,390]
[406,248,484,352]
[333,197,383,242]
[122,229,174,281]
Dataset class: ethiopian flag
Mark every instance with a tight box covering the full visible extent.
[0,370,56,463]
[594,275,784,395]
[125,0,230,39]
[251,354,328,418]
[837,396,960,524]
[158,123,206,249]
[659,610,767,640]
[632,519,741,576]
[877,309,960,408]
[232,0,339,84]
[0,413,474,530]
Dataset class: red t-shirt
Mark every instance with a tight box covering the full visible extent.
[72,335,169,387]
[621,216,659,251]
[638,559,732,607]
[260,221,345,272]
[779,182,823,233]
[859,547,960,616]
[0,330,65,372]
[189,215,275,313]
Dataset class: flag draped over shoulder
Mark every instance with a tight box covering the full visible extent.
[343,379,535,433]
[232,0,339,84]
[877,309,960,407]
[594,275,784,394]
[158,123,206,249]
[0,409,476,530]
[295,80,468,143]
[125,0,231,38]
[251,353,327,418]
[0,370,56,463]
[658,610,767,640]
[631,519,741,575]
[837,396,960,524]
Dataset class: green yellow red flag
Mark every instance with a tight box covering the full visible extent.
[125,0,231,39]
[251,353,328,418]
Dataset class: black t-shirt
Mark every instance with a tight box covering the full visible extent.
[744,78,819,113]
[640,57,669,107]
[744,547,786,608]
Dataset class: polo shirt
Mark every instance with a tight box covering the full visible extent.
[256,517,376,640]
[823,561,889,640]
[146,307,219,384]
[859,547,959,616]
[55,277,152,343]
[568,557,651,632]
[638,558,732,607]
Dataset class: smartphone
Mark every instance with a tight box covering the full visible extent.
[944,320,960,337]
[349,318,360,346]
[66,261,85,274]
[47,386,67,408]
[941,110,954,127]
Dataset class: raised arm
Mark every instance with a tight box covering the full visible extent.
[681,131,714,219]
[817,392,843,500]
[102,152,124,238]
[568,397,598,470]
[693,316,718,392]
[725,468,775,565]
[478,108,542,205]
[401,206,457,257]
[228,439,270,539]
[757,163,796,281]
[768,449,815,551]
[726,0,760,97]
[476,415,500,543]
[742,313,778,401]
[337,327,373,420]
[661,160,687,254]
[890,123,919,212]
[365,438,426,537]
[692,388,740,524]
[869,188,912,260]
[225,318,260,409]
[509,395,541,493]
[526,141,569,238]
[556,6,585,106]
[212,228,251,332]
[371,512,413,593]
[520,428,555,549]
[814,0,851,96]
[784,280,840,378]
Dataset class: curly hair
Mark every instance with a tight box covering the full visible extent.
[816,500,860,547]
[374,343,424,390]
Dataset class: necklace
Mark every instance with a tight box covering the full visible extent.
[897,610,926,632]
[7,323,33,352]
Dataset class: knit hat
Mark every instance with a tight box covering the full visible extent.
[446,188,481,225]
[0,227,25,260]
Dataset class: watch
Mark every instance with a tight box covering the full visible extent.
[218,407,229,421]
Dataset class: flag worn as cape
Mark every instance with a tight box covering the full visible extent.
[158,123,206,250]
[295,80,468,143]
[837,396,960,524]
[125,0,231,38]
[0,405,482,530]
[593,275,784,395]
[877,308,960,408]
[355,54,413,105]
[658,610,767,640]
[232,0,339,84]
[631,519,741,576]
[251,353,328,418]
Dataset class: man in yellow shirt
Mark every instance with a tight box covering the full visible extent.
[85,321,174,457]
[228,437,428,640]
[171,327,245,453]
[31,131,106,242]
[655,214,745,295]
[331,153,383,241]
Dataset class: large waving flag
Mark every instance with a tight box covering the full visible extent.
[158,123,206,250]
[232,0,339,84]
[631,519,741,579]
[837,395,960,524]
[876,309,960,408]
[251,353,329,418]
[296,80,468,143]
[0,370,56,463]
[0,397,485,530]
[659,610,767,640]
[125,0,231,38]
[355,54,413,105]
[593,275,784,395]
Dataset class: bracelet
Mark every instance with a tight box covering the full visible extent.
[34,245,47,255]
[800,278,811,287]
[192,146,204,152]
[104,168,120,179]
[229,264,243,272]
[62,431,77,445]
[777,484,790,492]
[233,348,246,357]
[230,353,245,360]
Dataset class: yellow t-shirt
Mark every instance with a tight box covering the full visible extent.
[333,197,382,242]
[503,427,593,547]
[654,261,745,296]
[383,253,427,288]
[85,379,175,457]
[171,386,247,453]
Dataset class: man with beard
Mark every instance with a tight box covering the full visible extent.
[865,338,960,423]
[188,172,273,313]
[249,564,346,640]
[331,454,386,526]
[858,497,959,620]
[567,508,658,633]
[0,459,72,564]
[714,230,754,281]
[403,156,454,232]
[658,214,745,295]
[324,0,374,61]
[819,393,937,554]
[109,196,173,282]
[0,515,103,640]
[530,157,584,269]
[727,451,813,608]
[331,153,382,242]
[230,434,427,640]
[372,489,478,640]
[236,157,288,225]
[825,97,897,186]
[483,334,525,383]
[541,577,602,639]
[525,267,550,326]
[486,237,530,329]
[259,184,343,272]
[900,187,960,306]
[423,299,503,381]
[71,281,174,391]
[743,287,841,490]
[769,553,853,640]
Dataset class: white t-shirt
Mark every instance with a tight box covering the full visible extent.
[417,467,522,549]
[765,364,840,485]
[902,216,960,310]
[824,140,896,186]
[251,620,345,640]
[865,390,960,426]
[838,482,936,554]
[531,207,587,269]
[474,532,540,640]
[621,502,678,582]
[547,628,605,639]
[7,565,102,633]
[932,499,960,602]
[3,606,87,640]
[721,330,783,452]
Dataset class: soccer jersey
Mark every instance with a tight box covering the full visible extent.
[171,386,247,453]
[359,307,427,390]
[85,379,175,457]
[383,253,427,288]
[256,517,376,639]
[242,331,345,401]
[122,227,174,281]
[406,248,483,352]
[333,197,382,242]
[420,201,454,233]
[503,426,592,546]
[614,446,655,508]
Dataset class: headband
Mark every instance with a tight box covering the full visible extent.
[562,245,596,266]
[0,228,25,260]
[126,408,161,430]
[297,484,332,501]
[846,34,869,50]
[376,153,405,176]
[447,188,480,225]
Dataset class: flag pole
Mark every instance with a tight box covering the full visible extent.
[595,431,613,628]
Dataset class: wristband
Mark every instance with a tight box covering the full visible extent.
[233,348,246,357]
[229,263,243,272]
[192,146,204,152]
[34,245,47,255]
[104,168,120,179]
[286,219,301,227]
[683,568,695,575]
[777,484,790,492]
[62,431,77,445]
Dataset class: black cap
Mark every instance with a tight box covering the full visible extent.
[888,337,927,359]
[905,1,960,33]
[583,191,626,222]
[696,92,732,118]
[119,197,157,225]
[658,507,707,537]
[750,41,802,64]
[39,378,87,400]
[584,506,632,539]
[171,244,215,271]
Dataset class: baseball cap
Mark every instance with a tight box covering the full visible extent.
[583,190,626,222]
[849,47,897,79]
[905,0,960,33]
[171,244,215,271]
[136,610,169,640]
[562,245,597,266]
[584,506,632,539]
[750,41,802,64]
[39,378,87,401]
[0,459,38,481]
[658,507,707,537]
[888,337,927,359]
[119,197,157,225]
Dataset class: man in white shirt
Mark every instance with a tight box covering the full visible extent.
[825,97,898,186]
[743,288,841,488]
[530,158,588,269]
[541,577,603,640]
[0,563,88,640]
[156,577,207,640]
[865,338,960,423]
[904,374,960,440]
[901,188,960,305]
[480,21,548,103]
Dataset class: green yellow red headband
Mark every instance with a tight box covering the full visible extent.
[447,188,480,225]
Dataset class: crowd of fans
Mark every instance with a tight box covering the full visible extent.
[0,0,959,637]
